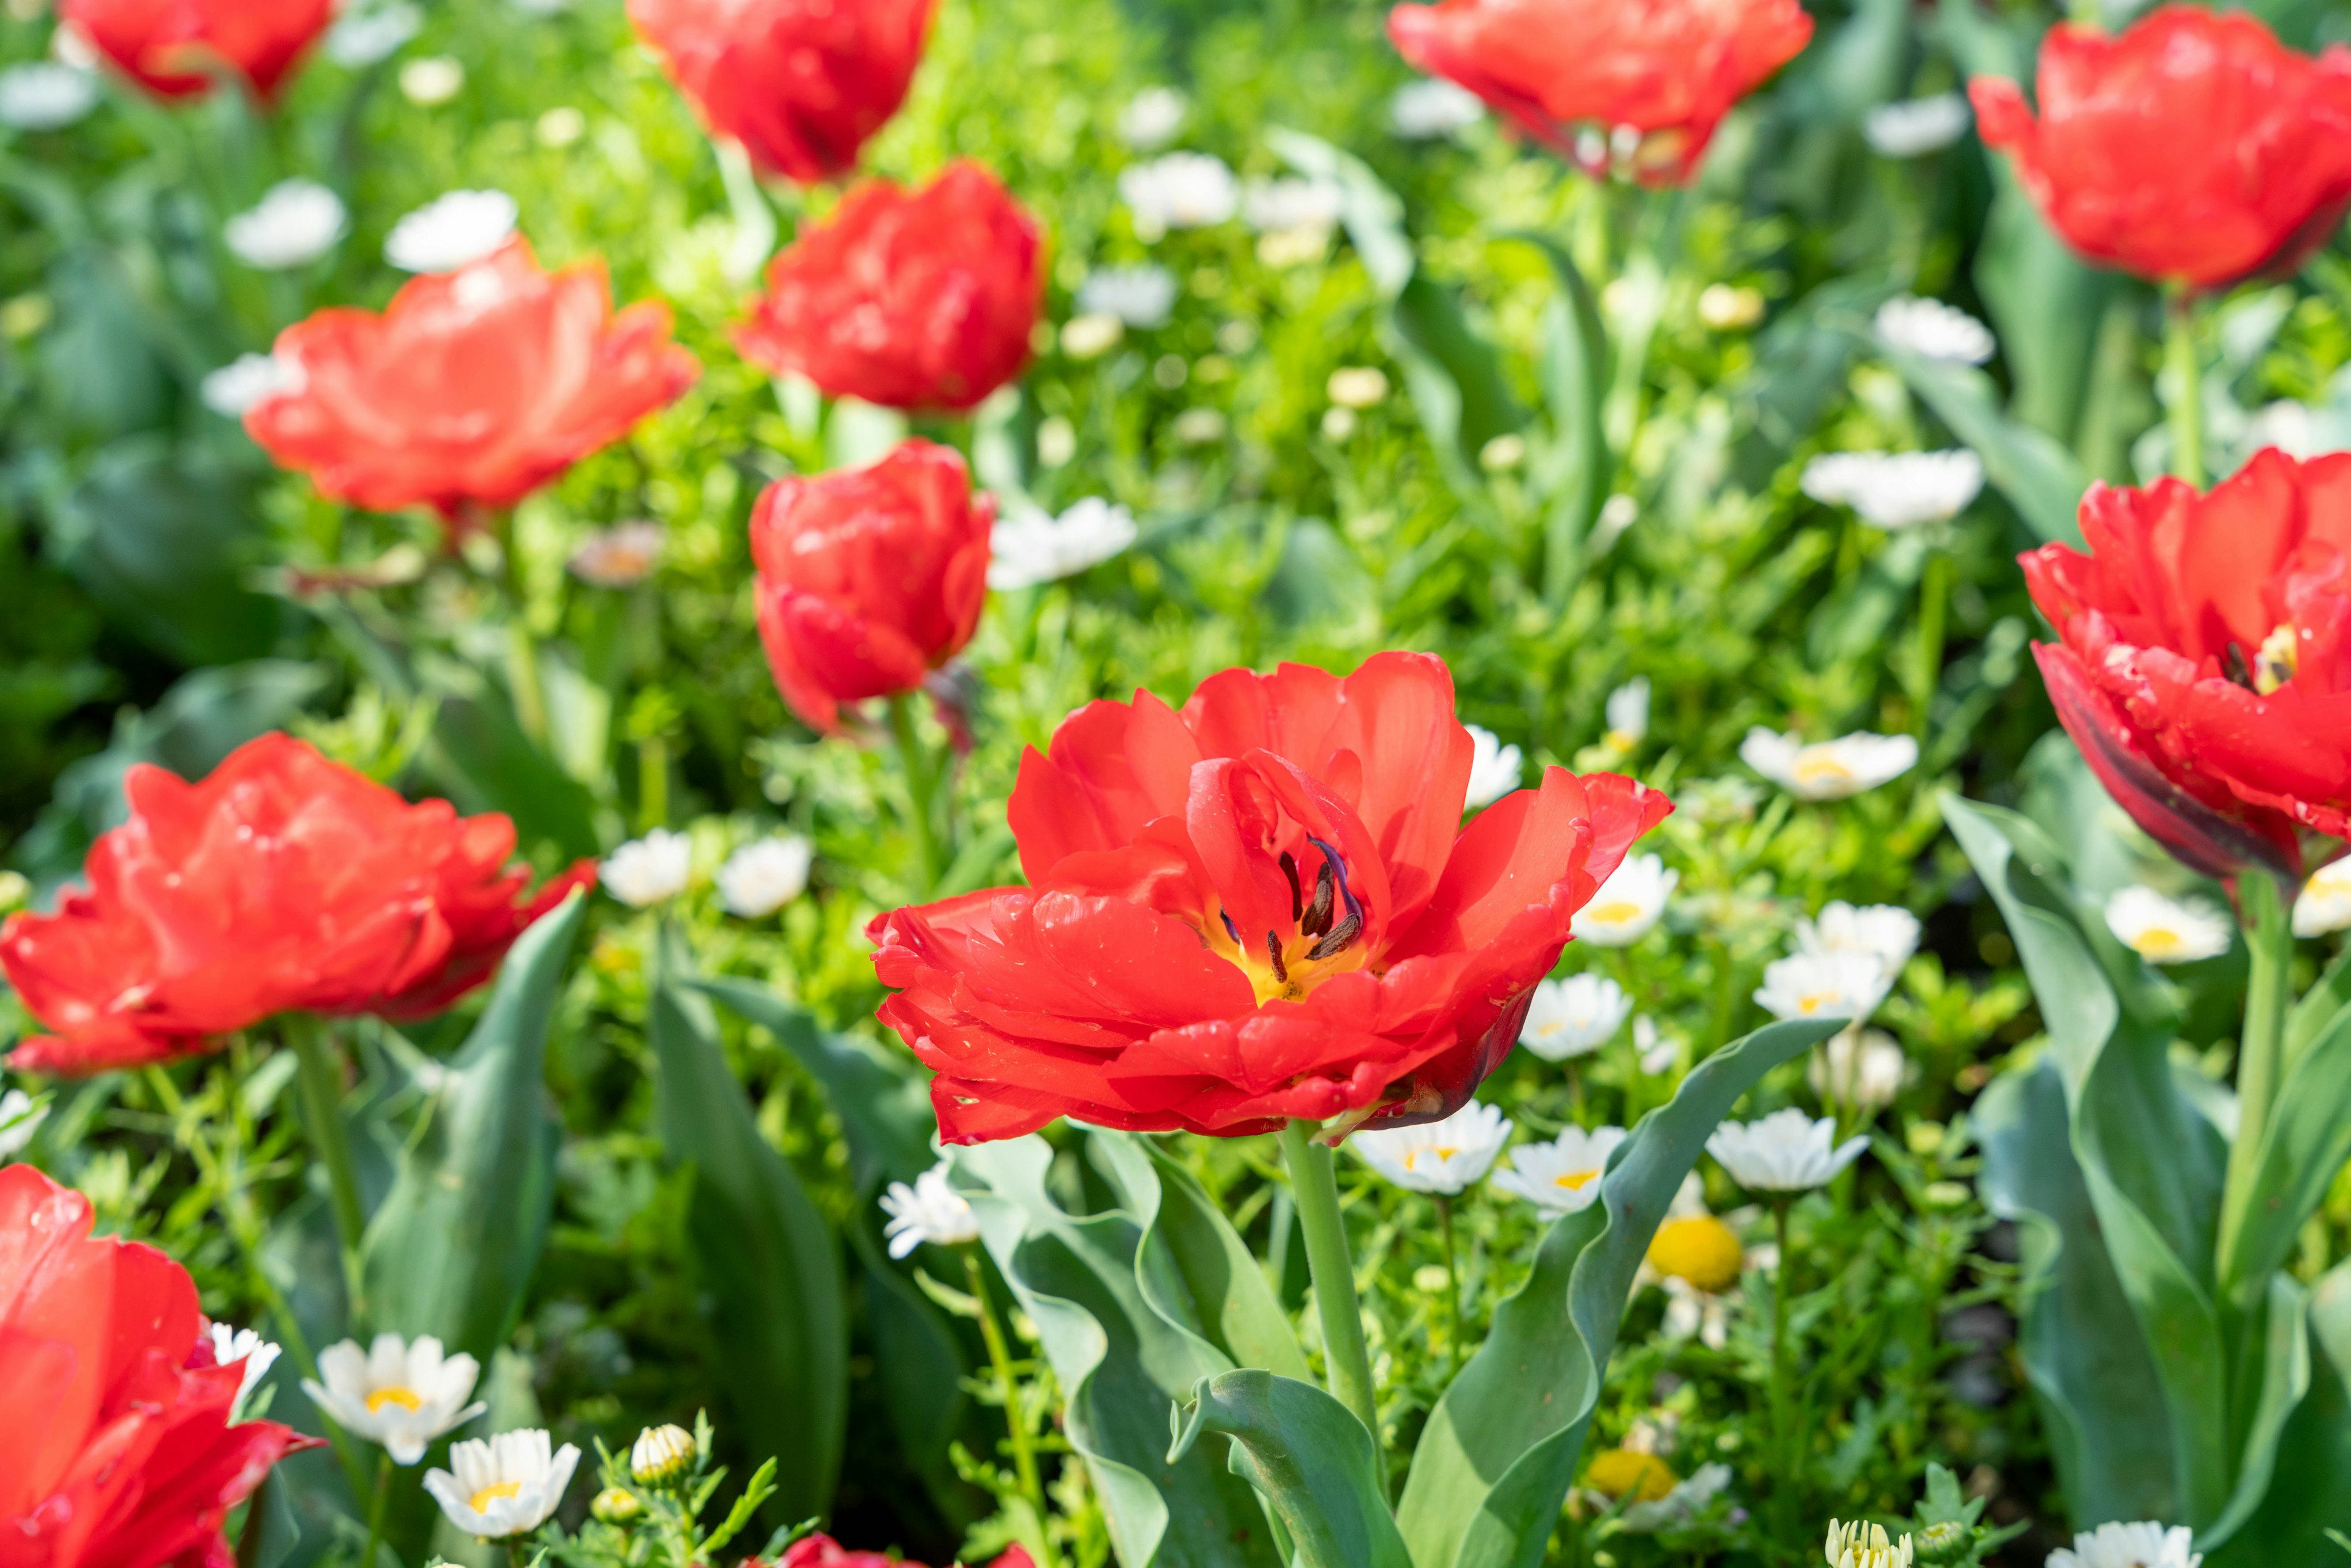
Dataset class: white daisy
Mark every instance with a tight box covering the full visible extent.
[2295,858,2351,937]
[1059,313,1125,359]
[2104,886,2232,966]
[209,1324,282,1422]
[1709,1108,1869,1193]
[1753,949,1894,1024]
[1327,366,1390,408]
[0,1088,47,1161]
[1518,973,1632,1062]
[1351,1100,1512,1195]
[1570,853,1676,947]
[0,63,99,130]
[1796,901,1921,983]
[384,189,518,274]
[1462,725,1523,809]
[880,1164,980,1258]
[1741,727,1919,800]
[1874,295,1995,364]
[715,835,814,918]
[201,353,306,419]
[1490,1125,1627,1215]
[1075,264,1177,328]
[1604,677,1650,749]
[567,520,667,588]
[989,498,1138,591]
[1801,450,1984,529]
[1635,1015,1679,1075]
[398,56,465,106]
[225,179,348,270]
[302,1334,486,1464]
[1242,176,1343,234]
[1861,92,1971,157]
[423,1428,580,1540]
[600,830,692,908]
[1391,77,1486,138]
[326,2,423,67]
[1118,87,1187,150]
[630,1422,694,1483]
[1807,1027,1909,1112]
[1119,153,1238,238]
[2046,1522,2200,1568]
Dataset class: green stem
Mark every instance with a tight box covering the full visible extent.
[1436,1193,1461,1378]
[637,731,670,833]
[359,1452,392,1568]
[1912,545,1949,741]
[888,694,943,899]
[1769,1200,1796,1539]
[2219,873,2297,1280]
[495,513,549,745]
[966,1247,1059,1568]
[1279,1121,1382,1456]
[2165,287,2204,487]
[285,1014,367,1288]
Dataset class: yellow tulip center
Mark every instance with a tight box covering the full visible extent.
[366,1387,423,1413]
[470,1481,523,1512]
[2255,622,2299,694]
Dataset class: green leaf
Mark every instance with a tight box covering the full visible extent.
[1395,1017,1843,1568]
[1875,343,2088,547]
[2284,946,2351,1066]
[2199,1274,2311,1551]
[1171,1370,1412,1568]
[1507,234,1609,605]
[2207,1264,2351,1563]
[1973,178,2125,450]
[416,651,603,861]
[648,925,847,1523]
[2219,1000,2351,1302]
[360,890,585,1355]
[233,1469,301,1568]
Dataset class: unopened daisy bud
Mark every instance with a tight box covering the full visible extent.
[1827,1520,1915,1568]
[1914,1519,1971,1566]
[591,1485,643,1524]
[630,1423,694,1484]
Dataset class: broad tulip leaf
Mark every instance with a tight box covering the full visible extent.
[416,650,603,863]
[1395,1016,1842,1568]
[2207,1262,2351,1562]
[1172,1370,1412,1568]
[1508,233,1609,605]
[2199,1274,2311,1550]
[2219,999,2351,1304]
[2284,945,2351,1066]
[360,890,584,1354]
[649,925,847,1523]
[1877,343,2088,547]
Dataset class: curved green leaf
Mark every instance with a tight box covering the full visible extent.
[1172,1370,1411,1568]
[2200,1274,2310,1550]
[2219,1000,2351,1304]
[1876,343,2088,547]
[1505,234,1609,606]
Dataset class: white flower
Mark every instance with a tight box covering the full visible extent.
[1242,176,1343,234]
[1605,677,1650,749]
[201,353,307,418]
[2245,399,2321,459]
[1391,77,1485,138]
[716,835,814,918]
[1352,1100,1513,1195]
[1861,92,1971,157]
[568,520,667,587]
[1741,727,1918,800]
[1060,312,1124,359]
[630,1423,694,1482]
[2105,885,2232,965]
[1809,1027,1909,1111]
[384,189,518,274]
[0,63,98,130]
[1076,264,1177,328]
[1875,295,1995,364]
[1490,1125,1627,1215]
[1120,154,1238,237]
[1571,853,1676,947]
[1754,949,1894,1024]
[1463,725,1523,809]
[1119,86,1187,150]
[1801,450,1984,529]
[1797,901,1920,982]
[989,498,1139,591]
[1635,1015,1679,1075]
[0,1089,47,1161]
[1327,366,1390,408]
[424,1428,579,1540]
[225,179,348,270]
[327,2,423,66]
[399,55,465,105]
[2295,858,2351,937]
[1620,1461,1733,1532]
[1519,974,1631,1061]
[209,1324,282,1422]
[302,1334,485,1464]
[601,829,692,908]
[1829,1521,1916,1568]
[880,1164,980,1257]
[2047,1522,2200,1568]
[1709,1108,1869,1193]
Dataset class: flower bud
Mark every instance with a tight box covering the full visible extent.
[1914,1520,1971,1566]
[630,1423,694,1484]
[591,1486,643,1524]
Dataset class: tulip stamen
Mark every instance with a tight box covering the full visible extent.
[1307,912,1363,961]
[1279,850,1304,921]
[1302,863,1336,937]
[1265,930,1290,984]
[2223,642,2257,691]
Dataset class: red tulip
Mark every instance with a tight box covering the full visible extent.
[735,162,1044,411]
[771,1535,1033,1568]
[1385,0,1812,184]
[1970,6,2351,290]
[1,733,594,1075]
[0,1163,312,1568]
[245,239,700,525]
[869,653,1672,1144]
[748,440,992,733]
[61,0,333,102]
[628,0,937,186]
[2020,448,2351,887]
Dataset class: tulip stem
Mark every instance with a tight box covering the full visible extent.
[359,1452,392,1568]
[285,1013,368,1288]
[2219,872,2296,1286]
[1280,1120,1382,1468]
[965,1246,1059,1568]
[2165,287,2204,487]
[493,511,550,746]
[888,694,945,899]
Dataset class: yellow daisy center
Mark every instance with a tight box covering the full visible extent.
[1582,1448,1677,1502]
[1795,754,1854,787]
[1797,991,1841,1015]
[1587,901,1643,925]
[1401,1146,1460,1170]
[1553,1168,1601,1190]
[470,1481,523,1512]
[2131,927,2184,961]
[366,1387,423,1412]
[1647,1215,1745,1293]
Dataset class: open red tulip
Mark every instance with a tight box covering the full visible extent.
[61,0,334,102]
[772,1534,1033,1568]
[1,733,594,1075]
[2022,448,2351,887]
[0,1163,313,1568]
[245,239,700,525]
[1970,6,2351,290]
[869,653,1672,1142]
[1385,0,1812,184]
[628,0,937,186]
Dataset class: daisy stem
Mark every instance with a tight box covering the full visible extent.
[2219,872,2295,1281]
[359,1451,392,1568]
[1280,1120,1382,1465]
[1911,544,1948,740]
[285,1013,368,1290]
[2165,286,2204,487]
[1436,1193,1461,1378]
[888,694,944,901]
[966,1245,1057,1568]
[1769,1198,1797,1539]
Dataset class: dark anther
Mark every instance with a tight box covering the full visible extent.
[1302,862,1335,937]
[2224,642,2257,690]
[1306,912,1362,962]
[1278,851,1303,923]
[1306,836,1365,926]
[1221,910,1242,945]
[1264,930,1289,983]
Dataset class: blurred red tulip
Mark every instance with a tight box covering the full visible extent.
[628,0,937,185]
[1971,6,2351,290]
[62,0,333,102]
[735,161,1043,411]
[770,1534,1034,1568]
[869,653,1672,1144]
[748,439,992,733]
[1,733,593,1075]
[246,239,699,525]
[0,1163,313,1568]
[2022,448,2351,887]
[1385,0,1812,183]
